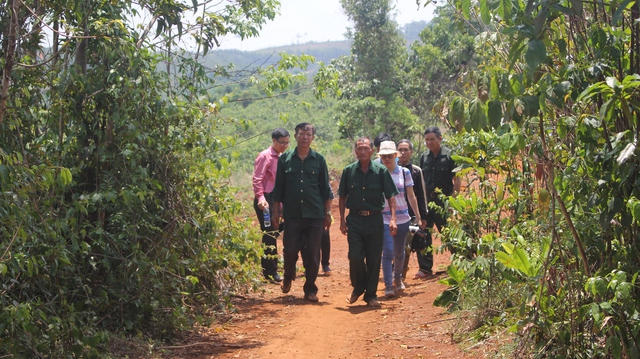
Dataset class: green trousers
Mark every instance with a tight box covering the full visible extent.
[346,213,384,302]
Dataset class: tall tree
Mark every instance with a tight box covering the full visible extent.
[335,0,418,140]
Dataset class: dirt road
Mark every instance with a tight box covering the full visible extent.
[164,195,483,358]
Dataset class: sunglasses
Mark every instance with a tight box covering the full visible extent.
[380,154,395,160]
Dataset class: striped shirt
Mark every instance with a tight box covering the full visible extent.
[383,164,414,225]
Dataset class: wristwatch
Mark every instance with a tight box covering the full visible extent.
[326,211,331,215]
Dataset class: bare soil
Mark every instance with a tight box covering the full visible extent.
[158,196,488,358]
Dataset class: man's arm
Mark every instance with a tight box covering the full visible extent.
[406,186,423,229]
[413,166,429,225]
[324,199,332,229]
[272,200,281,229]
[339,196,348,235]
[252,152,269,209]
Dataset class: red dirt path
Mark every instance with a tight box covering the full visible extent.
[162,195,486,358]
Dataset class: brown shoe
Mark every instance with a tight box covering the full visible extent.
[304,293,319,302]
[345,292,361,304]
[366,299,381,307]
[281,279,292,293]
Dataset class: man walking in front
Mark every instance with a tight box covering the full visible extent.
[339,137,398,307]
[252,128,290,283]
[415,126,461,279]
[272,123,332,302]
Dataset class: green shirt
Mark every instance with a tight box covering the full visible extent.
[419,145,457,196]
[272,147,331,219]
[337,160,398,211]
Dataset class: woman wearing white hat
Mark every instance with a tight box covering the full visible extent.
[378,141,423,297]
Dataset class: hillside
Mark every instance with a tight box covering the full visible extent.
[201,40,352,71]
[201,20,428,71]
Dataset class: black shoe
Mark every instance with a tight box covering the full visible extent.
[281,279,292,293]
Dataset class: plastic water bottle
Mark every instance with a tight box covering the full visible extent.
[263,208,271,228]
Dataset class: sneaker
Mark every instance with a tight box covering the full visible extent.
[384,287,395,298]
[394,279,406,291]
[413,270,432,279]
[265,273,283,283]
[322,265,332,276]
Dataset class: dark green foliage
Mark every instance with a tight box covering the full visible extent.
[0,0,282,356]
[420,0,640,356]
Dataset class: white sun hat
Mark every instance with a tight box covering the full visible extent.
[378,141,397,155]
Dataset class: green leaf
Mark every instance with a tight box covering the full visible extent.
[633,202,640,223]
[468,98,488,131]
[451,155,476,166]
[488,100,502,128]
[496,247,533,276]
[450,97,466,130]
[58,167,73,186]
[502,270,526,283]
[607,336,622,359]
[463,0,471,18]
[0,164,9,185]
[585,277,608,296]
[569,0,583,15]
[498,0,513,21]
[479,0,491,23]
[448,265,466,283]
[612,0,635,25]
[525,40,546,70]
[433,287,458,307]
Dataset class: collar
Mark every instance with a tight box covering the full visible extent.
[356,159,373,173]
[292,147,316,159]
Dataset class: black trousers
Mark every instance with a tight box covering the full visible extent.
[321,229,330,267]
[416,197,447,273]
[253,193,280,277]
[282,218,323,295]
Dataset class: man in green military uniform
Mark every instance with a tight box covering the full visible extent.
[339,137,398,307]
[272,123,332,303]
[415,126,461,279]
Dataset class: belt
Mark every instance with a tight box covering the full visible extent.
[356,210,381,216]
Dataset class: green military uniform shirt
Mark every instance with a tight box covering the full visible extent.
[337,160,398,211]
[272,147,331,219]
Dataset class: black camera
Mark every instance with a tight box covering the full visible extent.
[408,225,428,252]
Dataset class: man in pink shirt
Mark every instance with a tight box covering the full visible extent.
[253,128,290,283]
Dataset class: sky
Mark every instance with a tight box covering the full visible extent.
[217,0,436,51]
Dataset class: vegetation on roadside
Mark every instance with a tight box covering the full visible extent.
[419,0,640,357]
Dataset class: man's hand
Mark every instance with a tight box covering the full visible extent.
[340,219,348,235]
[257,200,268,210]
[420,219,427,230]
[324,213,332,230]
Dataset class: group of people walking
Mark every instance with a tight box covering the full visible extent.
[252,123,460,306]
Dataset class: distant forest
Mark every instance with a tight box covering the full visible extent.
[201,20,428,71]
